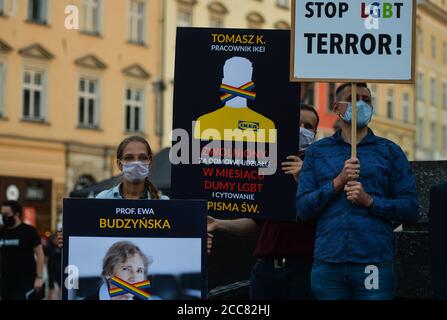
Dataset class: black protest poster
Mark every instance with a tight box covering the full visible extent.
[171,28,300,221]
[62,199,207,300]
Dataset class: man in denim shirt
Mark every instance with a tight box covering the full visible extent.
[296,83,420,300]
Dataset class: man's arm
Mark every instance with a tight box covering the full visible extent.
[369,146,420,223]
[206,217,258,254]
[207,217,258,237]
[34,244,45,290]
[281,155,303,182]
[296,148,343,221]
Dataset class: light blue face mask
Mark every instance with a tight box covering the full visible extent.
[299,127,316,152]
[339,100,373,128]
[121,161,150,183]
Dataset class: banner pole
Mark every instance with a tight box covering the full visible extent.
[351,83,357,159]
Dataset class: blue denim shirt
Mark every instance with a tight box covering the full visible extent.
[296,129,420,264]
[96,184,169,200]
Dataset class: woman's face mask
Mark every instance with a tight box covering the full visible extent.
[339,100,373,128]
[121,161,150,183]
[299,127,316,152]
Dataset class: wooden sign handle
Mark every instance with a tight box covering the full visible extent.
[351,83,357,159]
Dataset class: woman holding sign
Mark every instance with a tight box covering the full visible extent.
[95,136,214,255]
[57,136,168,247]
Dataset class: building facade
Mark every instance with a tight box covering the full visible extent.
[415,0,447,160]
[364,0,447,161]
[0,0,162,232]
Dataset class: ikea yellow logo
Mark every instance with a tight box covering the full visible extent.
[238,121,259,131]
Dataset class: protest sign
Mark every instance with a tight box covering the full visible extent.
[62,199,207,300]
[171,28,301,221]
[291,0,416,82]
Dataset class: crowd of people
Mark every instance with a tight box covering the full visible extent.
[1,83,445,300]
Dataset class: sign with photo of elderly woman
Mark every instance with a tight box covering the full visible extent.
[62,199,206,300]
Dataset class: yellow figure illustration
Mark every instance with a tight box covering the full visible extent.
[194,57,276,143]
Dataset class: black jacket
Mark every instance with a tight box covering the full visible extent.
[429,181,447,300]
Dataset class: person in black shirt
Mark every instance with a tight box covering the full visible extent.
[207,104,320,300]
[45,234,62,300]
[0,200,45,300]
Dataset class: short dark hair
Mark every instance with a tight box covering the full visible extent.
[300,103,320,129]
[2,200,22,216]
[335,83,369,97]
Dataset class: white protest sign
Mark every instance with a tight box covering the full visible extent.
[291,0,415,82]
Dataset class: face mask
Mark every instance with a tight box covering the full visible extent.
[121,161,150,183]
[3,215,16,228]
[340,100,373,128]
[299,127,316,152]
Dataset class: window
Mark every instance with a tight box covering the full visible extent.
[274,21,290,30]
[0,62,4,116]
[387,89,394,119]
[417,28,423,53]
[177,9,192,27]
[431,122,436,150]
[247,12,265,29]
[208,2,227,28]
[209,16,223,28]
[301,83,314,106]
[417,72,424,101]
[418,118,424,146]
[431,77,436,106]
[125,87,144,132]
[327,83,335,112]
[402,92,410,123]
[177,0,196,27]
[370,84,378,114]
[431,35,436,59]
[129,0,146,44]
[22,69,46,121]
[443,126,447,151]
[443,82,447,110]
[78,78,99,128]
[82,0,100,34]
[276,0,289,8]
[28,0,47,24]
[0,0,5,15]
